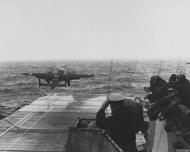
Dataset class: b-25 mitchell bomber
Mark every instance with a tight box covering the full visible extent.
[23,69,94,89]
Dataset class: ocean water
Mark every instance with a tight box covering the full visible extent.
[0,60,189,117]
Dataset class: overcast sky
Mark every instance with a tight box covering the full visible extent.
[0,0,190,61]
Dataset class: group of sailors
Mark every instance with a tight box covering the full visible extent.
[145,74,190,148]
[95,73,190,152]
[146,74,190,128]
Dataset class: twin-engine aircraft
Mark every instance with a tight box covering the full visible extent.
[22,69,94,89]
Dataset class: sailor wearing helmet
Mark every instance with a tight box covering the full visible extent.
[96,93,144,152]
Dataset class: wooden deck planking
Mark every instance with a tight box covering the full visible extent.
[0,94,105,152]
[0,132,68,151]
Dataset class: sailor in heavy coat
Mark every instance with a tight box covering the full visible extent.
[96,93,144,152]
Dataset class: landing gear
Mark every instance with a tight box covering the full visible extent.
[38,78,41,87]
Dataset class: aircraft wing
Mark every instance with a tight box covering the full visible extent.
[22,73,32,76]
[65,74,94,80]
[22,73,54,79]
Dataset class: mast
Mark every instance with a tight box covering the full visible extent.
[107,59,113,95]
